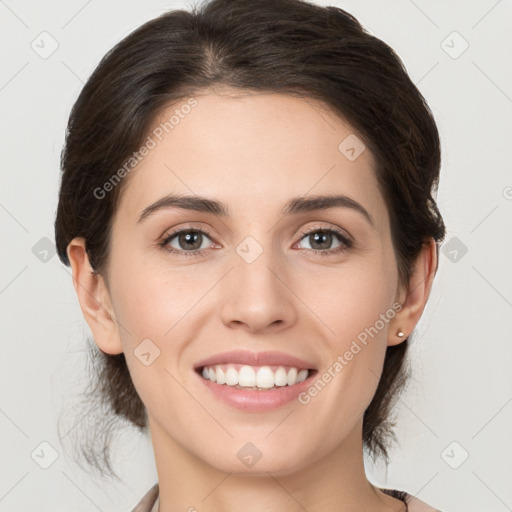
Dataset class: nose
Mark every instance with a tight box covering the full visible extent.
[219,245,298,333]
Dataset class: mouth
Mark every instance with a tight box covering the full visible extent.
[195,364,318,391]
[192,350,318,411]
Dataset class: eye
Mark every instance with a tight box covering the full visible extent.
[159,225,352,257]
[160,228,217,256]
[295,226,352,255]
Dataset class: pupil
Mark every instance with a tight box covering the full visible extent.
[180,231,201,250]
[311,231,331,250]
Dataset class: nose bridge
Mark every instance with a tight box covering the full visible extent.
[219,234,297,331]
[235,236,279,293]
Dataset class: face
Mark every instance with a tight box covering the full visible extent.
[102,88,404,476]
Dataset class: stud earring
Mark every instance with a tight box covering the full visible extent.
[397,330,405,338]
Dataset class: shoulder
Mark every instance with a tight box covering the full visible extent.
[131,483,159,512]
[131,484,442,512]
[403,492,443,512]
[379,488,442,512]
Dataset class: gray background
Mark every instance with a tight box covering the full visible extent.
[1,0,511,511]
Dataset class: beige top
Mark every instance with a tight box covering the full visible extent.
[131,483,442,511]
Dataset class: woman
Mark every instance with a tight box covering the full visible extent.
[54,0,446,510]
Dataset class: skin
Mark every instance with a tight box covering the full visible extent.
[67,86,438,512]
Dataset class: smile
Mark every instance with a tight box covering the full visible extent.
[198,364,311,390]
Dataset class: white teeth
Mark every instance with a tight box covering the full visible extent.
[225,366,239,386]
[297,369,308,383]
[200,364,310,389]
[215,366,226,385]
[287,367,297,386]
[256,366,275,389]
[239,365,256,387]
[274,367,288,386]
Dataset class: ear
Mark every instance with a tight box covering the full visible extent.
[387,238,438,346]
[66,237,123,355]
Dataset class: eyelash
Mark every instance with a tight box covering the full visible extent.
[159,225,353,257]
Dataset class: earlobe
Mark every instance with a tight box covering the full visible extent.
[387,238,438,346]
[66,238,124,355]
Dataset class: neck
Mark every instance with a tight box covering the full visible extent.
[148,416,405,512]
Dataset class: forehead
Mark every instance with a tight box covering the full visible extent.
[116,89,388,228]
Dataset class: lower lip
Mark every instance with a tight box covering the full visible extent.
[195,369,317,412]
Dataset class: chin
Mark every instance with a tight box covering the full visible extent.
[200,439,315,477]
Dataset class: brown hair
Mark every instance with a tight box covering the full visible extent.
[55,0,445,479]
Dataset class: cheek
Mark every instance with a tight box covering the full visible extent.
[309,256,398,347]
[296,253,398,422]
[105,259,217,405]
[107,263,198,427]
[107,256,206,346]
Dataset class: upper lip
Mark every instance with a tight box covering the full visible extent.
[194,350,317,370]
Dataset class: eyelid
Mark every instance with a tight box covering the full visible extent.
[296,222,353,242]
[160,222,215,241]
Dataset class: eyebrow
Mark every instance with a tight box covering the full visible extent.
[137,193,374,226]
